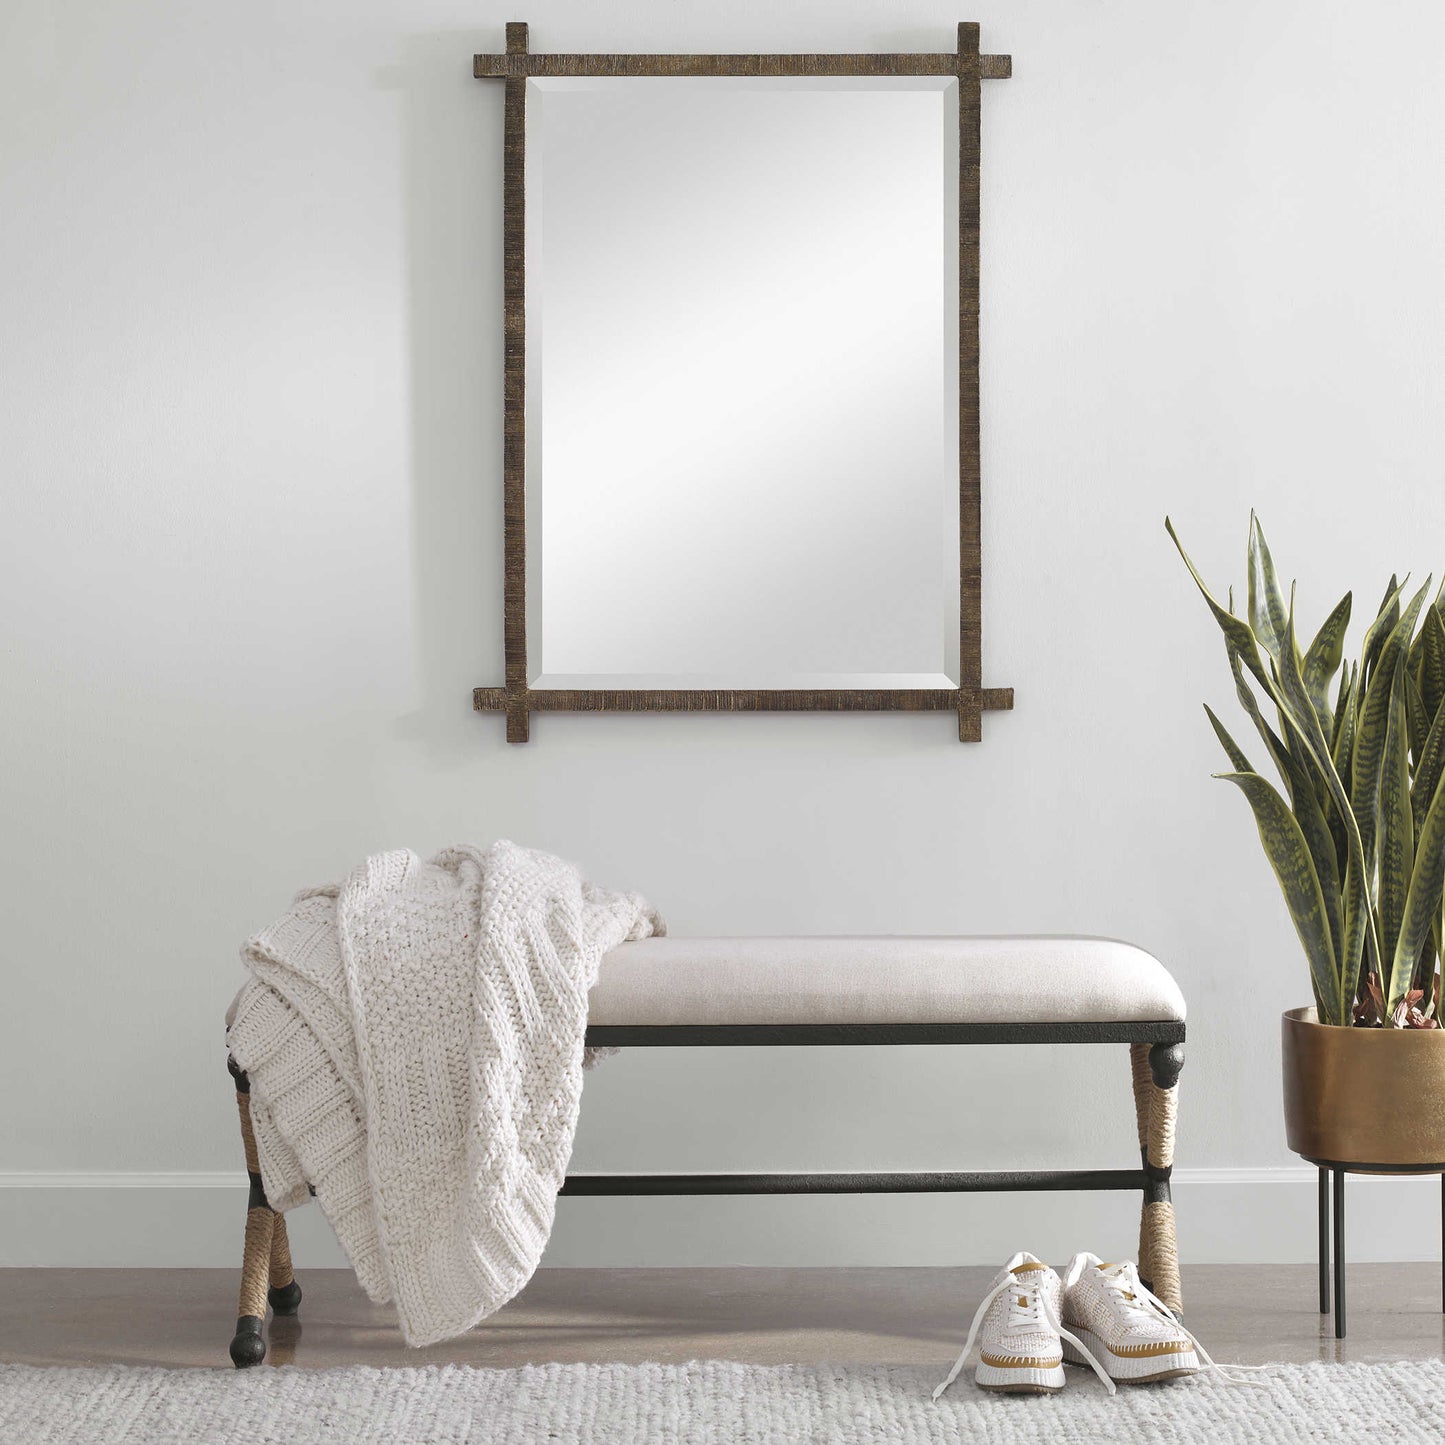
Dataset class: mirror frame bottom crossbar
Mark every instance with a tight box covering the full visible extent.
[474,685,1016,743]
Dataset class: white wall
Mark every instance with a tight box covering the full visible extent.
[4,0,1445,1268]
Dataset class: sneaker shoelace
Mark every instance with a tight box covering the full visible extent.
[933,1272,1117,1400]
[1090,1261,1263,1386]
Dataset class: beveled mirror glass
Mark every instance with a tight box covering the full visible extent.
[473,26,1013,741]
[528,77,959,692]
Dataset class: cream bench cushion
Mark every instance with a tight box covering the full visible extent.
[587,935,1185,1028]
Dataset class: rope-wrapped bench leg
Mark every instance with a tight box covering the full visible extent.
[233,1197,275,1367]
[227,1057,300,1366]
[268,1212,302,1316]
[1130,1042,1183,1316]
[1128,1044,1155,1286]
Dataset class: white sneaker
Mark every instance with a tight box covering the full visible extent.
[1060,1255,1203,1384]
[934,1252,1116,1399]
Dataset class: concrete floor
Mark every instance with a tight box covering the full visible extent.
[2,1264,1442,1371]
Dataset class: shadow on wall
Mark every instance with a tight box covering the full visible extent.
[380,31,506,760]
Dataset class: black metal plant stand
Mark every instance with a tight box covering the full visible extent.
[1312,1160,1445,1337]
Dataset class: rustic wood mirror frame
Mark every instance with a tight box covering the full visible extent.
[472,23,1014,743]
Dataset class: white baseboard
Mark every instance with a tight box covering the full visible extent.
[0,1167,1438,1269]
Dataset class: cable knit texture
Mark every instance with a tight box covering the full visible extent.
[225,841,662,1346]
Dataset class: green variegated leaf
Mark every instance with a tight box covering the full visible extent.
[1271,604,1377,1000]
[1404,577,1434,645]
[1216,770,1344,1024]
[1406,667,1429,762]
[1332,662,1357,786]
[1329,662,1358,879]
[1407,583,1443,687]
[1352,642,1392,875]
[1416,605,1445,725]
[1277,599,1359,809]
[1227,648,1343,966]
[1351,583,1432,875]
[1331,656,1355,754]
[1166,519,1271,689]
[1379,651,1415,983]
[1226,647,1290,778]
[1247,513,1291,665]
[1204,704,1253,772]
[1388,579,1430,666]
[1347,846,1379,1006]
[1302,591,1352,739]
[1361,575,1405,688]
[1389,748,1445,1009]
[1334,663,1358,771]
[1412,695,1445,839]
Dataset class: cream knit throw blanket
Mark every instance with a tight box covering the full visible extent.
[225,841,662,1347]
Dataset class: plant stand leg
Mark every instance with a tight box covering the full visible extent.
[1138,1042,1184,1316]
[1332,1168,1346,1339]
[1318,1166,1331,1315]
[1440,1173,1443,1315]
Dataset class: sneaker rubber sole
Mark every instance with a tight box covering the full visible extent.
[975,1360,1066,1394]
[1062,1326,1199,1385]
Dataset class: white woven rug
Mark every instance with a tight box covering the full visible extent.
[2,1359,1439,1444]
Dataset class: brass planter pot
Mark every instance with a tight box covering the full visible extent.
[1282,1006,1445,1166]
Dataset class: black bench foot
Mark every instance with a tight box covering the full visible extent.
[268,1280,303,1316]
[229,1314,266,1368]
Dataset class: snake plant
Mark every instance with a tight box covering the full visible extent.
[1168,515,1445,1028]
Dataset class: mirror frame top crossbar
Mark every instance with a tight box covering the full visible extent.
[472,23,1014,742]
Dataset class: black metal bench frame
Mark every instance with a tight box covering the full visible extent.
[226,1018,1186,1366]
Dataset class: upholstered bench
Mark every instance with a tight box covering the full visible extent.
[225,935,1186,1366]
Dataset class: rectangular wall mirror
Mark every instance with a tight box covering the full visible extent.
[473,26,1014,742]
